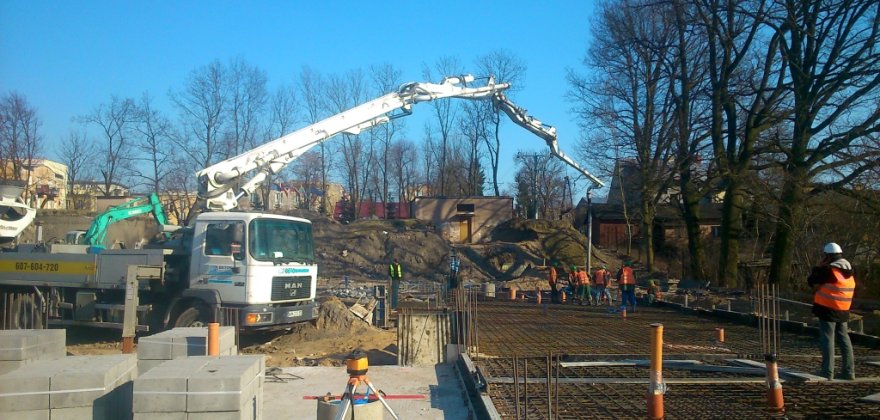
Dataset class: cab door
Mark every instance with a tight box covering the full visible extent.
[190,220,247,304]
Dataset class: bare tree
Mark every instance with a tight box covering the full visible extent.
[171,60,226,168]
[458,100,490,195]
[59,131,96,210]
[298,66,332,214]
[422,57,465,196]
[131,93,174,194]
[290,150,323,210]
[568,0,678,271]
[477,50,527,196]
[325,69,369,214]
[768,0,880,286]
[370,63,404,215]
[389,138,421,204]
[268,83,300,138]
[79,96,136,197]
[224,58,268,157]
[0,92,42,203]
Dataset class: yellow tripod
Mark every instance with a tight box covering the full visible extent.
[334,351,399,420]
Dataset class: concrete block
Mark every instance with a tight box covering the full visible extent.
[0,360,24,375]
[137,359,165,375]
[0,358,60,411]
[136,334,175,360]
[186,356,262,413]
[133,412,187,420]
[133,358,211,413]
[3,409,49,420]
[0,329,65,361]
[138,327,236,360]
[49,354,136,409]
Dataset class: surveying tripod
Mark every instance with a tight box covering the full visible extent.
[334,350,399,420]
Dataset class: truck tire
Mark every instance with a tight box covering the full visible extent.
[173,305,212,328]
[10,294,44,329]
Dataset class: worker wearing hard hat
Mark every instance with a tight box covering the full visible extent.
[548,262,560,304]
[807,242,856,380]
[616,261,637,313]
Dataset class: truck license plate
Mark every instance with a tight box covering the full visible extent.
[287,310,302,318]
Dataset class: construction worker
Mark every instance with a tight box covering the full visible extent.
[548,262,560,304]
[616,261,637,312]
[593,265,611,305]
[577,267,591,305]
[388,258,403,309]
[448,250,460,291]
[808,242,856,380]
[646,280,661,305]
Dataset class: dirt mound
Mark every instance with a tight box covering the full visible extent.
[242,297,396,367]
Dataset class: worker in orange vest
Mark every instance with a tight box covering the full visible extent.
[576,267,592,305]
[808,242,856,380]
[616,260,637,313]
[548,262,560,304]
[592,265,611,305]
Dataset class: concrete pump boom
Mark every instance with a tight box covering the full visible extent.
[492,91,605,189]
[197,75,510,212]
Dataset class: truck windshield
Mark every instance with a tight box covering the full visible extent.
[249,218,315,264]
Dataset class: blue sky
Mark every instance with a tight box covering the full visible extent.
[0,0,600,196]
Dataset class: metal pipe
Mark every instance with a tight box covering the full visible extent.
[648,323,664,420]
[554,353,559,420]
[546,354,552,419]
[523,357,529,420]
[208,322,220,356]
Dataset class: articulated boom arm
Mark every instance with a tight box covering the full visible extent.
[83,193,169,246]
[492,91,605,189]
[198,75,510,211]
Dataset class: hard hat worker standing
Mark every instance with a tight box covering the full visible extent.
[389,258,403,310]
[808,242,856,380]
[548,262,560,304]
[616,261,637,313]
[593,265,612,305]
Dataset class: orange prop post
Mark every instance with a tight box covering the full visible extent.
[208,322,220,356]
[648,323,665,419]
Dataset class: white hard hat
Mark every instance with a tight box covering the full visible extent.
[823,242,843,254]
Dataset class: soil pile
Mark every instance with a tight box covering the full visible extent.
[242,297,396,367]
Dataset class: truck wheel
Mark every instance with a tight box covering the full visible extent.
[174,305,212,328]
[10,294,44,329]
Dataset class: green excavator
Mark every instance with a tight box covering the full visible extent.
[66,193,170,252]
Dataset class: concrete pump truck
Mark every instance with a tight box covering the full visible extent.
[0,75,511,331]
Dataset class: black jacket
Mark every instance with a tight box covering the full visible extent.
[807,259,853,322]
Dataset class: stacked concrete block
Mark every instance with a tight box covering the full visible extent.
[133,355,264,420]
[137,327,237,374]
[0,353,137,420]
[0,329,66,374]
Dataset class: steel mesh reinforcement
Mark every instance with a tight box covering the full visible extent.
[473,299,880,419]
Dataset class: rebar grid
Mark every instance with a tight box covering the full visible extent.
[474,299,880,419]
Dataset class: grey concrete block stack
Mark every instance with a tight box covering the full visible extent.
[137,327,237,374]
[0,329,66,374]
[133,355,265,420]
[0,353,137,420]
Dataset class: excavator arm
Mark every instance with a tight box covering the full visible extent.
[492,91,605,189]
[82,193,169,248]
[198,75,510,212]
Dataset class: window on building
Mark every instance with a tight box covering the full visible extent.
[456,203,475,213]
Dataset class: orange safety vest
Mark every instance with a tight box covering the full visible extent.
[548,266,557,286]
[594,269,607,286]
[814,268,855,311]
[577,271,588,286]
[619,267,635,285]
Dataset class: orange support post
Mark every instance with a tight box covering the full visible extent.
[621,308,627,319]
[509,287,517,301]
[648,323,665,419]
[208,322,220,356]
[715,328,725,343]
[536,287,542,305]
[765,356,785,413]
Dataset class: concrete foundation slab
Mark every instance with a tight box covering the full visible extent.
[262,365,471,419]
